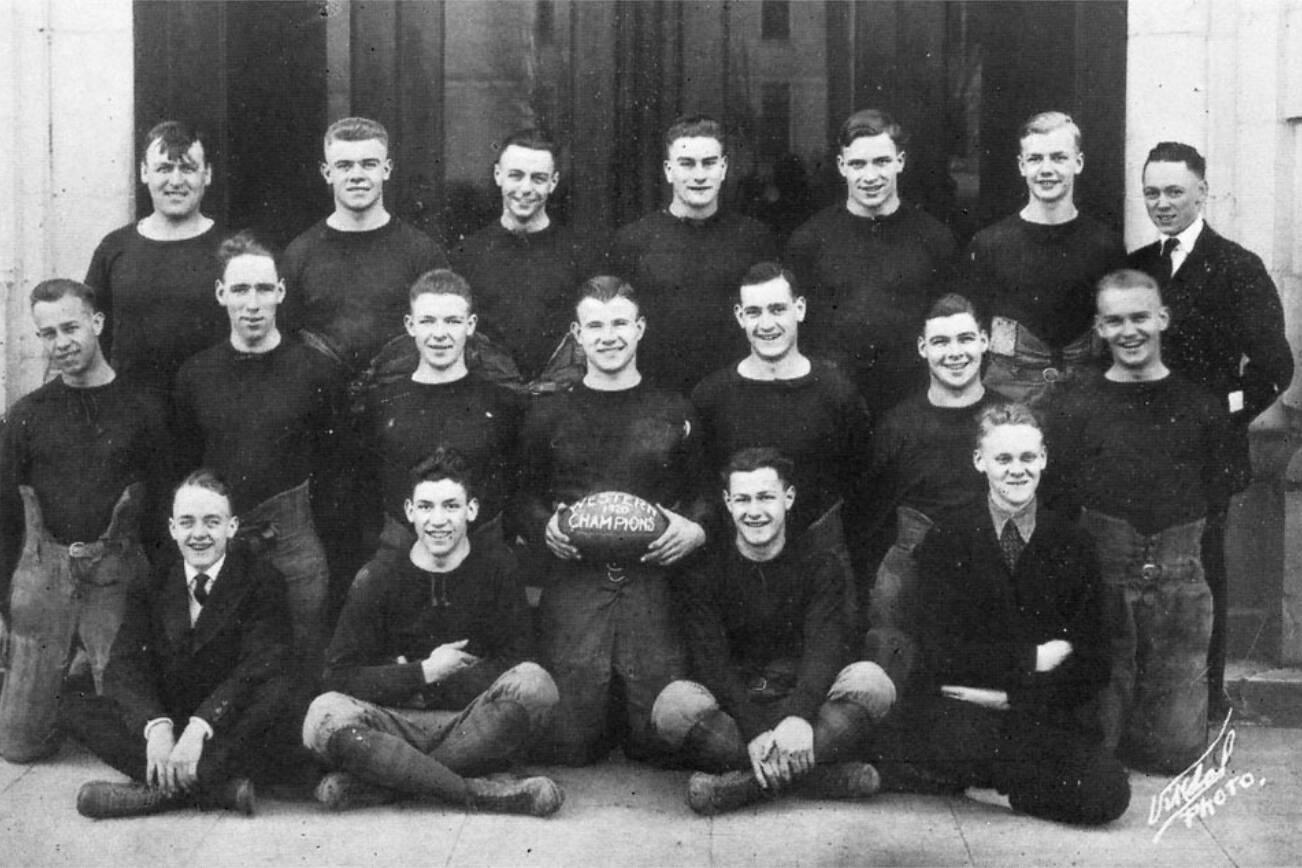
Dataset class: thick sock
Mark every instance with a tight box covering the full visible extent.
[812,699,872,763]
[429,698,530,777]
[682,709,747,772]
[795,762,882,800]
[326,726,469,804]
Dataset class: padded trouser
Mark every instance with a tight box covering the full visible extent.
[241,480,330,680]
[536,561,686,765]
[863,506,933,688]
[1081,510,1212,774]
[0,484,146,762]
[302,662,557,777]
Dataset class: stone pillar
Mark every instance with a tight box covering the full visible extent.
[0,0,134,410]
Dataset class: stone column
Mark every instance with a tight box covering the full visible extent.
[1,0,134,409]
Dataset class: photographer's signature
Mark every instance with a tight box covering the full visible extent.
[1149,712,1264,843]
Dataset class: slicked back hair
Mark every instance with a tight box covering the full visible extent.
[664,114,727,157]
[218,230,277,270]
[739,261,799,300]
[410,447,476,503]
[1143,141,1206,180]
[721,446,795,490]
[173,468,236,516]
[142,120,213,167]
[30,278,99,313]
[923,292,980,332]
[1018,110,1082,151]
[323,116,390,155]
[410,268,476,315]
[975,402,1042,450]
[497,128,560,164]
[838,108,908,152]
[574,275,640,318]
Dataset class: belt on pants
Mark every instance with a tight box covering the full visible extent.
[1080,509,1206,584]
[989,316,1095,382]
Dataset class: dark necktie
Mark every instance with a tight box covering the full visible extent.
[999,521,1025,572]
[1156,236,1179,285]
[193,573,211,606]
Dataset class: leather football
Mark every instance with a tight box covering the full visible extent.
[558,491,668,563]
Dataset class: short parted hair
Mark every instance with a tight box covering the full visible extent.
[1095,268,1162,303]
[218,230,277,270]
[409,268,476,314]
[496,128,560,164]
[923,292,980,331]
[1144,141,1206,180]
[1018,110,1082,151]
[974,402,1042,449]
[173,468,236,516]
[141,120,213,167]
[574,275,640,318]
[721,447,795,490]
[30,278,99,313]
[323,117,390,154]
[409,447,476,503]
[739,261,799,299]
[664,114,727,157]
[838,108,908,151]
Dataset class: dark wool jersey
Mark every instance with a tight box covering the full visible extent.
[173,337,342,513]
[84,222,227,396]
[514,381,711,542]
[690,358,873,534]
[323,544,532,708]
[681,536,851,739]
[785,204,957,408]
[451,222,584,380]
[363,373,526,526]
[0,378,171,600]
[280,217,448,372]
[962,213,1125,349]
[1046,373,1239,534]
[868,391,1002,525]
[611,209,778,394]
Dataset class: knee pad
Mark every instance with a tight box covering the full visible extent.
[301,691,365,757]
[831,661,897,721]
[649,680,716,749]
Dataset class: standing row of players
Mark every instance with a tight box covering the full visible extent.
[0,107,1290,825]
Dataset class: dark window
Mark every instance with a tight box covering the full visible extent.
[761,1,789,41]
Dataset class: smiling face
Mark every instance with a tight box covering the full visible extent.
[140,138,211,222]
[1018,126,1083,206]
[973,423,1046,513]
[321,137,392,215]
[735,276,804,364]
[405,477,478,564]
[837,133,904,217]
[216,253,284,349]
[1095,284,1169,376]
[573,295,644,378]
[919,311,988,393]
[724,466,795,559]
[494,144,558,228]
[32,294,105,381]
[405,292,476,376]
[664,136,727,217]
[1142,160,1206,237]
[169,484,239,571]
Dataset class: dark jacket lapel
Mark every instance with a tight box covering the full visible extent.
[191,551,255,651]
[158,563,194,652]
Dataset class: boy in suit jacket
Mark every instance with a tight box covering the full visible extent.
[64,470,295,818]
[871,403,1130,826]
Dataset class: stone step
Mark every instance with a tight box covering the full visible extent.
[1226,659,1302,727]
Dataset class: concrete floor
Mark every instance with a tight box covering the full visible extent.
[1,723,1298,868]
